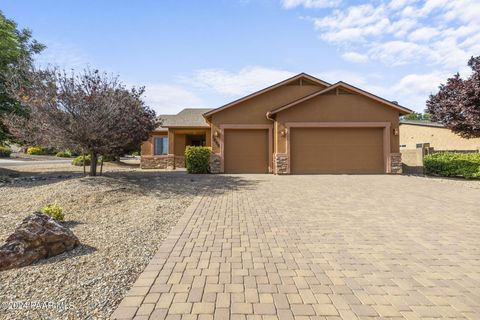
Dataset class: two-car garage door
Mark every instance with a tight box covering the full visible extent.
[290,127,385,174]
[222,127,385,174]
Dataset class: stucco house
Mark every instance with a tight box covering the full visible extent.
[400,120,480,151]
[141,73,412,174]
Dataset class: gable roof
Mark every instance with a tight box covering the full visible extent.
[157,108,213,129]
[203,73,330,118]
[400,120,444,128]
[268,81,413,116]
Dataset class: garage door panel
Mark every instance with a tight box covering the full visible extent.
[224,129,269,173]
[291,127,384,174]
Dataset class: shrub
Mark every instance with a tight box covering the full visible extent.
[56,150,72,158]
[0,146,12,158]
[185,146,211,174]
[101,154,118,162]
[130,150,140,156]
[424,152,480,179]
[41,203,64,221]
[26,146,44,155]
[71,155,91,166]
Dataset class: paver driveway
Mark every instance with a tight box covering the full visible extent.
[112,175,480,320]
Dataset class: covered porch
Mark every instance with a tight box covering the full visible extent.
[140,127,211,169]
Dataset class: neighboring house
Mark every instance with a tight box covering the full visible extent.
[400,120,480,151]
[141,73,412,174]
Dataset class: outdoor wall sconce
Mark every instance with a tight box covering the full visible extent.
[280,128,288,137]
[393,128,399,136]
[214,131,220,137]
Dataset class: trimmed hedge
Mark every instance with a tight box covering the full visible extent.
[0,146,12,158]
[185,146,211,174]
[424,152,480,179]
[71,155,91,166]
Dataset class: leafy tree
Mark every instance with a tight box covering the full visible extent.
[402,112,431,121]
[427,56,480,138]
[0,11,45,143]
[5,67,157,176]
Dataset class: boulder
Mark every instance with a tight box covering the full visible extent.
[0,213,79,271]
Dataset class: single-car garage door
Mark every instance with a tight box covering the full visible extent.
[224,129,269,173]
[290,127,384,174]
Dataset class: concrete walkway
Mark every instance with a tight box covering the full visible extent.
[112,175,480,320]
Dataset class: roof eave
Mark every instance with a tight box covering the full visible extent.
[269,81,413,115]
[203,72,330,118]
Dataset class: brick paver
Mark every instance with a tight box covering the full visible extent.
[112,175,480,319]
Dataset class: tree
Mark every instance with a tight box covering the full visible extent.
[427,56,480,139]
[0,11,45,143]
[402,112,431,121]
[5,67,157,176]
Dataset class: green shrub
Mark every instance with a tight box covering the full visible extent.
[56,150,72,158]
[41,203,64,221]
[0,146,12,158]
[424,152,480,179]
[130,150,140,156]
[101,154,118,162]
[185,146,211,174]
[71,155,91,166]
[26,146,44,155]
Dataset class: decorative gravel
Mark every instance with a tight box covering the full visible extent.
[0,166,223,319]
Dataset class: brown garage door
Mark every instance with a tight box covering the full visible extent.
[290,127,384,174]
[224,129,269,173]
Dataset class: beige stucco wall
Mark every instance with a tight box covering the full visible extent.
[400,124,480,151]
[141,128,211,157]
[140,131,167,156]
[209,83,323,153]
[274,93,401,154]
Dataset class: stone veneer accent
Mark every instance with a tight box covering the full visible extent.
[140,155,174,169]
[174,156,185,168]
[275,153,288,174]
[210,153,221,174]
[390,153,402,174]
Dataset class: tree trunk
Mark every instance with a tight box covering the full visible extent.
[90,152,98,176]
[83,154,86,176]
[100,156,104,176]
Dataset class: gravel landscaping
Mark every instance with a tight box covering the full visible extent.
[0,164,227,319]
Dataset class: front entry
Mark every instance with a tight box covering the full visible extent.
[224,129,269,173]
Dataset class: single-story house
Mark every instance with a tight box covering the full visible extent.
[141,73,412,174]
[400,120,480,151]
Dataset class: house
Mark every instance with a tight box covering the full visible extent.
[141,73,412,174]
[400,120,480,151]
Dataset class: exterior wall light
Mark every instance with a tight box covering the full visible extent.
[214,131,220,137]
[393,128,399,136]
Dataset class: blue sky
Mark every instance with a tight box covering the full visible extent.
[2,0,479,114]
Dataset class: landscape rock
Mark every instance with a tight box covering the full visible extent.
[0,213,79,271]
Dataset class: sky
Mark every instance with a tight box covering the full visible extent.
[2,0,480,114]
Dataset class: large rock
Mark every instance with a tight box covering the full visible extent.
[0,213,80,271]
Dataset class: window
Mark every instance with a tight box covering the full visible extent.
[154,137,168,155]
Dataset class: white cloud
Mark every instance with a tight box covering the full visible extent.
[35,41,89,69]
[143,84,204,115]
[308,0,480,71]
[342,51,369,63]
[282,0,341,9]
[187,66,295,96]
[316,70,367,86]
[390,72,447,110]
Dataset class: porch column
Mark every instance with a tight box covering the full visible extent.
[168,129,175,169]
